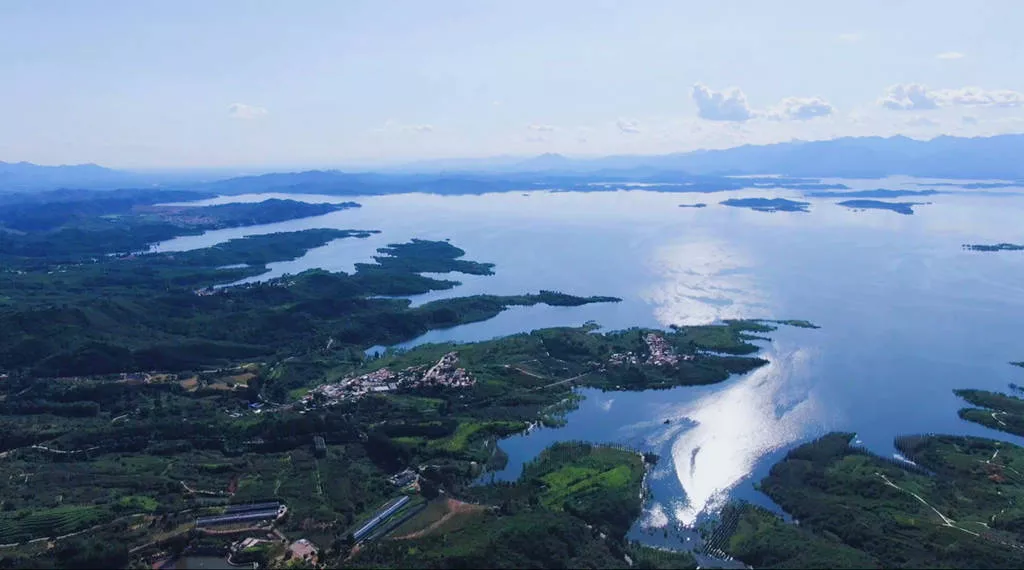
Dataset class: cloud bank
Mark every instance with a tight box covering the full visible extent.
[879,83,1024,110]
[693,84,834,122]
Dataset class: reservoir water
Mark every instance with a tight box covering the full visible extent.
[154,177,1024,544]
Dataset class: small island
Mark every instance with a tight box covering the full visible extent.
[963,243,1024,252]
[678,203,707,208]
[720,197,811,213]
[837,199,928,215]
[806,188,940,198]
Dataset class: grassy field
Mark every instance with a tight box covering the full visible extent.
[428,421,527,454]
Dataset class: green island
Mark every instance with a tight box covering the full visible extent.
[719,197,811,213]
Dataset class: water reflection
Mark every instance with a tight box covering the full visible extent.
[642,239,770,326]
[648,341,821,525]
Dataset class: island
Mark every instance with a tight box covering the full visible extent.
[678,203,707,208]
[837,199,929,215]
[720,197,811,213]
[806,188,940,198]
[963,243,1024,252]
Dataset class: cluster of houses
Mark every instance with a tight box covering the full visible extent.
[608,333,694,368]
[303,352,475,406]
[642,333,693,366]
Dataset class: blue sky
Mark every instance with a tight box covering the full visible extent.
[2,0,1023,169]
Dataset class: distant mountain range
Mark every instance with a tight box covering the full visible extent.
[3,134,1024,194]
[396,134,1024,180]
[0,161,142,191]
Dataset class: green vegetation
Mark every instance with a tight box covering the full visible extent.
[0,232,620,377]
[717,432,1024,568]
[352,443,696,569]
[712,503,877,569]
[955,387,1024,437]
[0,192,360,264]
[0,505,110,545]
[756,319,820,329]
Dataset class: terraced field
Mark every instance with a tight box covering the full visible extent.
[0,505,109,544]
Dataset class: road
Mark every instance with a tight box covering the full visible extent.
[875,472,979,536]
[530,371,592,391]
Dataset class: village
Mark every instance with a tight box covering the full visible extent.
[608,332,694,368]
[302,351,476,407]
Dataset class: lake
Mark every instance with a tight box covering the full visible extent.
[154,177,1024,547]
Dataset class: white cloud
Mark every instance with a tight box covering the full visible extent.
[616,119,641,134]
[693,83,835,122]
[525,135,549,143]
[879,83,1024,110]
[936,51,965,60]
[691,83,756,122]
[769,97,835,121]
[837,32,862,42]
[962,115,979,125]
[878,83,939,111]
[943,87,1024,108]
[227,103,268,120]
[528,124,556,132]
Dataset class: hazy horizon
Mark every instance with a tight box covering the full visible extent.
[3,0,1024,169]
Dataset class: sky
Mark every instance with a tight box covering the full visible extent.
[2,0,1023,169]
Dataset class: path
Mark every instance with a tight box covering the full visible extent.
[180,480,225,496]
[393,499,485,540]
[530,371,592,391]
[875,473,979,536]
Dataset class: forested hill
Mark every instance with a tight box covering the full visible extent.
[0,192,360,263]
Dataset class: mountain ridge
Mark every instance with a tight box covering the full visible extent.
[4,133,1024,193]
